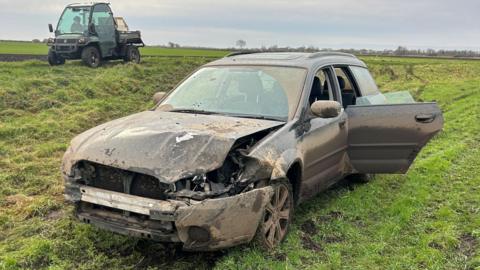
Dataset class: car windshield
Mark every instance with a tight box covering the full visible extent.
[158,66,307,121]
[57,6,91,35]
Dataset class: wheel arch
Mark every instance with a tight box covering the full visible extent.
[82,42,102,57]
[267,148,303,204]
[286,160,303,205]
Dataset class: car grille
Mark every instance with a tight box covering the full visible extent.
[56,39,77,44]
[56,45,73,52]
[86,162,169,200]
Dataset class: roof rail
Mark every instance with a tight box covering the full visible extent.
[307,52,356,59]
[226,51,262,57]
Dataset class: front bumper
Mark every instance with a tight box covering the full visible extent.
[50,43,83,58]
[70,185,273,250]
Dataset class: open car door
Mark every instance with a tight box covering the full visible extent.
[346,102,443,173]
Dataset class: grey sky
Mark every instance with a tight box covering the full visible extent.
[0,0,478,50]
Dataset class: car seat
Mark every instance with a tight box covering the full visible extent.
[338,76,355,108]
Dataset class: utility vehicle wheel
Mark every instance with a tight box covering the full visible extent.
[347,173,373,183]
[124,46,140,64]
[48,49,65,66]
[254,179,294,249]
[81,46,101,68]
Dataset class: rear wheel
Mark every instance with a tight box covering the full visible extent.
[124,46,141,64]
[81,46,101,68]
[254,179,294,249]
[48,49,65,66]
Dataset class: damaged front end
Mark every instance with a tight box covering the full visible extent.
[170,133,275,201]
[63,125,280,250]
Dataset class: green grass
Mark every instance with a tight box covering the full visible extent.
[0,41,229,57]
[0,57,479,269]
[0,41,47,55]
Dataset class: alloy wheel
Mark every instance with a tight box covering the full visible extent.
[263,183,291,248]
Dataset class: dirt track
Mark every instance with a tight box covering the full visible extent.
[0,54,47,62]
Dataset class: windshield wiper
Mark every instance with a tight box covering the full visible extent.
[170,109,224,115]
[229,114,286,122]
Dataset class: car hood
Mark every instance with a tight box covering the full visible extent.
[62,111,284,183]
[55,34,84,39]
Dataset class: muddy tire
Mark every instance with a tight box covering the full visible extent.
[48,49,65,66]
[81,46,102,68]
[347,173,373,183]
[254,179,294,250]
[124,46,140,64]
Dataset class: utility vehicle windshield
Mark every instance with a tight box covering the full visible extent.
[57,6,91,35]
[158,66,307,121]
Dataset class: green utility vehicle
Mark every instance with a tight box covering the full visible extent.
[47,3,144,68]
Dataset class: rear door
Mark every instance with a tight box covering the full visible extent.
[346,103,443,173]
[345,66,443,173]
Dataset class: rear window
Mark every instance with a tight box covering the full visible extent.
[350,66,379,96]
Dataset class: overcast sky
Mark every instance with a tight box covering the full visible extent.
[0,0,478,50]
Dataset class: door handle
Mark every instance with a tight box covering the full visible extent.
[415,113,435,123]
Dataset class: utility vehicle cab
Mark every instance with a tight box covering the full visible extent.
[47,3,144,68]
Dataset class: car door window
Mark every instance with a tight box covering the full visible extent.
[92,4,116,55]
[334,67,358,108]
[349,66,380,96]
[309,68,334,105]
[347,66,417,105]
[92,4,114,32]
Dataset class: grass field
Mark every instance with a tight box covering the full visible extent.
[0,56,479,270]
[0,41,230,57]
[0,41,47,55]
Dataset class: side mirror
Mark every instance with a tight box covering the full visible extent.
[311,100,342,118]
[48,24,54,33]
[88,23,96,34]
[153,92,166,104]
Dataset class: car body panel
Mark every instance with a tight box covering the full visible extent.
[62,110,284,183]
[74,184,273,250]
[175,186,273,250]
[346,103,444,173]
[300,112,349,199]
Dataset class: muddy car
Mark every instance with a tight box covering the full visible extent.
[62,52,443,250]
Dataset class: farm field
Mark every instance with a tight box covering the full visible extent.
[0,41,230,57]
[0,56,479,269]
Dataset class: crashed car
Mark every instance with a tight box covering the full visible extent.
[62,52,443,250]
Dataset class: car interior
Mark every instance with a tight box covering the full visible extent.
[334,67,360,108]
[309,69,332,105]
[221,72,289,118]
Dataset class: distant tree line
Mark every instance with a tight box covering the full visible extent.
[24,37,480,58]
[234,45,480,58]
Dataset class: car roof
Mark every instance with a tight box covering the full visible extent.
[204,52,367,70]
[67,2,109,7]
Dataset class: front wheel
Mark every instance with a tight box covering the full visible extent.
[81,46,102,68]
[48,49,65,66]
[254,179,294,249]
[123,46,141,64]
